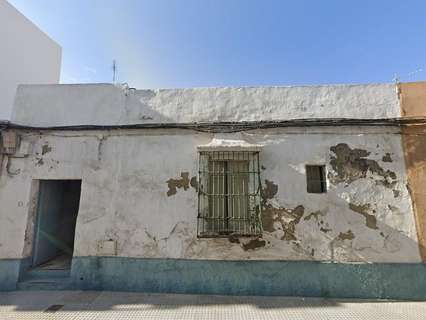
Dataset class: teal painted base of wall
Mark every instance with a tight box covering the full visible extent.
[0,259,25,291]
[69,257,426,300]
[2,257,426,299]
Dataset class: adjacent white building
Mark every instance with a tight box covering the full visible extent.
[0,0,61,120]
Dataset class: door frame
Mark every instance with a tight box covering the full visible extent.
[30,179,82,268]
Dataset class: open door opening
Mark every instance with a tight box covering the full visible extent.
[32,180,81,270]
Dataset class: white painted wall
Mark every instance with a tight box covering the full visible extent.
[12,83,400,126]
[0,0,61,120]
[0,127,420,263]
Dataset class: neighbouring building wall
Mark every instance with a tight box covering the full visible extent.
[399,81,426,261]
[0,0,61,120]
[0,128,418,263]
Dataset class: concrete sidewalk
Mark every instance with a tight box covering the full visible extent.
[0,291,425,319]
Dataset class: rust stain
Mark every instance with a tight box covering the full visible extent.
[337,230,355,240]
[166,172,190,196]
[329,143,397,188]
[349,203,378,229]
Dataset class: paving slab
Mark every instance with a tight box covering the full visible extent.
[0,291,425,319]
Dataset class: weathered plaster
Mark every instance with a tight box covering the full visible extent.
[12,83,400,127]
[0,127,419,264]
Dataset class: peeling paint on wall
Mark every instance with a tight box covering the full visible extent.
[166,172,198,196]
[41,143,52,155]
[337,230,355,241]
[240,237,266,251]
[166,172,190,196]
[329,143,397,188]
[190,176,198,191]
[320,227,332,233]
[349,203,378,229]
[262,204,305,241]
[304,210,326,222]
[382,153,392,163]
[0,127,420,264]
[261,179,278,200]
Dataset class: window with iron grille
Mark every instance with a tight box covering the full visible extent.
[306,165,327,193]
[197,151,262,237]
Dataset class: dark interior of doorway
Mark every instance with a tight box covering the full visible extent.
[32,180,81,270]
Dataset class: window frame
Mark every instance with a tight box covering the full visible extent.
[305,164,327,194]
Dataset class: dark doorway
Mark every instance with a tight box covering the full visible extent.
[32,180,81,270]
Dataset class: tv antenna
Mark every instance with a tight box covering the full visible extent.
[112,59,117,83]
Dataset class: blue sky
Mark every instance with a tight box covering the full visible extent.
[8,0,426,88]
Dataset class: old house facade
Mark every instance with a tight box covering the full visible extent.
[1,82,426,298]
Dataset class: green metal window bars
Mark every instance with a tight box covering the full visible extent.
[197,151,263,237]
